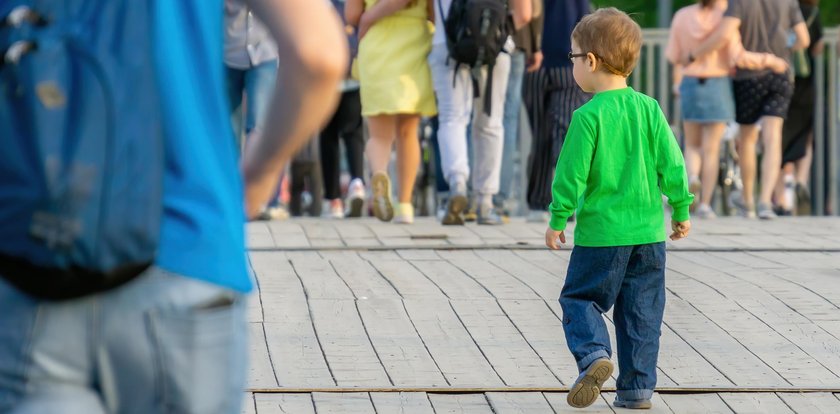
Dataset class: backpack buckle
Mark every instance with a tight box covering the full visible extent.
[3,40,36,65]
[3,6,48,28]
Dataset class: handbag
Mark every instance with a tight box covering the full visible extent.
[793,8,818,78]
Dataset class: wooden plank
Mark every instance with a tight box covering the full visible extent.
[241,393,256,414]
[428,394,495,414]
[658,394,733,414]
[661,293,787,386]
[313,392,376,414]
[247,291,263,323]
[473,250,564,300]
[450,299,559,386]
[497,299,579,384]
[410,260,494,299]
[356,299,447,386]
[369,392,435,414]
[255,394,315,414]
[247,222,275,249]
[397,249,441,261]
[267,221,310,248]
[403,299,503,386]
[717,393,795,413]
[777,392,840,413]
[601,392,675,414]
[291,254,355,299]
[544,392,615,414]
[368,258,446,298]
[666,257,838,385]
[438,251,540,300]
[254,253,334,387]
[485,392,554,413]
[248,323,278,388]
[328,256,401,299]
[309,299,391,386]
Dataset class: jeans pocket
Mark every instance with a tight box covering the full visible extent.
[147,291,246,414]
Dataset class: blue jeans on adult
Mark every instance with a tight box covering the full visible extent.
[559,242,666,401]
[226,59,278,148]
[497,50,526,206]
[0,268,248,414]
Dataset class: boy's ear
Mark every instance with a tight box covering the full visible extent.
[586,52,598,73]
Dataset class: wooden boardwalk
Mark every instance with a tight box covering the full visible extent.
[243,217,840,413]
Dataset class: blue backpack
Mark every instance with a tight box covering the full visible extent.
[0,1,164,300]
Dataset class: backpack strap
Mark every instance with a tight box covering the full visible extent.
[482,62,494,115]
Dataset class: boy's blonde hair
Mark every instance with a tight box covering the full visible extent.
[571,8,642,78]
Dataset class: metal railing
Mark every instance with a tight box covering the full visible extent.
[637,28,839,216]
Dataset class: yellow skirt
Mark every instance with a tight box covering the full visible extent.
[356,16,437,117]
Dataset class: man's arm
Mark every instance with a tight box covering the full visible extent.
[683,17,740,64]
[511,0,533,30]
[790,21,811,51]
[242,0,347,218]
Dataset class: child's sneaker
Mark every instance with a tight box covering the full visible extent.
[370,172,393,222]
[345,178,366,218]
[614,397,653,409]
[567,358,613,408]
[393,203,414,224]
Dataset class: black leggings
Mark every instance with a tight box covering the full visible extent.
[320,89,365,200]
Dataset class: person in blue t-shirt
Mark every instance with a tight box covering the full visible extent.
[0,1,346,413]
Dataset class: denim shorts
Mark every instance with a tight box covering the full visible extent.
[679,76,735,123]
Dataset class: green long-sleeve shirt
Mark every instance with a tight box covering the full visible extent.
[549,87,693,246]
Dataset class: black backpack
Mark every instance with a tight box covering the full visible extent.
[438,0,511,115]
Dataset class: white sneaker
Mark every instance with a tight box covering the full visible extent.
[393,203,414,224]
[345,178,366,218]
[327,199,344,219]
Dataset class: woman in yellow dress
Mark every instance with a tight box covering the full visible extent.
[346,0,437,224]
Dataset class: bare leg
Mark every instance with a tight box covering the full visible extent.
[395,115,421,204]
[736,124,760,207]
[795,133,814,186]
[699,123,725,206]
[758,116,784,206]
[366,115,398,174]
[683,122,703,181]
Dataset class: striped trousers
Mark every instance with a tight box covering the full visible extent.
[523,66,590,210]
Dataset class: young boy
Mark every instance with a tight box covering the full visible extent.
[543,8,693,410]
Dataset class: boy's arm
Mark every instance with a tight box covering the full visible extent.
[653,108,693,222]
[548,113,595,232]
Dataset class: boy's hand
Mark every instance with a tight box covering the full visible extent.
[545,228,566,250]
[670,219,691,241]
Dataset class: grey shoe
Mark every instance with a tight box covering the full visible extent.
[614,398,653,409]
[728,191,755,218]
[757,202,777,220]
[477,206,503,225]
[694,203,717,219]
[371,172,394,222]
[567,358,613,408]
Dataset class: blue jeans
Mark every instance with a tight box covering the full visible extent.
[0,268,248,414]
[559,242,666,401]
[497,50,526,205]
[226,60,278,147]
